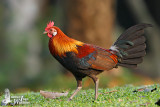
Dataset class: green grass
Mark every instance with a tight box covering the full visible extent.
[0,84,159,107]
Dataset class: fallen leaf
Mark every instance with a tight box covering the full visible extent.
[99,90,118,95]
[133,86,157,92]
[133,88,146,92]
[139,102,150,106]
[40,90,68,99]
[105,90,118,94]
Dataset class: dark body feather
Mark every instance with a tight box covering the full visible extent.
[52,44,117,79]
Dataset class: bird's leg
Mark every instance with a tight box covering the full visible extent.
[90,75,99,100]
[67,78,82,101]
[95,78,99,100]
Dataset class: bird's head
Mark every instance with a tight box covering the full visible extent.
[43,21,59,38]
[44,21,84,56]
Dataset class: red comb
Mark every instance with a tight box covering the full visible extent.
[45,21,54,31]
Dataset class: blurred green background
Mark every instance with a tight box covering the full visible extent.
[0,0,160,93]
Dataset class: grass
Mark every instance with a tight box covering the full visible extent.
[0,84,159,107]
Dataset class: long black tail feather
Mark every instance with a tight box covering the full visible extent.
[111,23,152,68]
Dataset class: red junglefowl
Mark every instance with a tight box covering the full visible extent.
[43,21,152,101]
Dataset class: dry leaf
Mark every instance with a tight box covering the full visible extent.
[133,87,146,92]
[139,102,150,106]
[40,90,68,99]
[105,90,118,93]
[99,90,118,95]
[133,86,157,92]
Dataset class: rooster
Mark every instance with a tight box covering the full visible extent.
[43,21,152,101]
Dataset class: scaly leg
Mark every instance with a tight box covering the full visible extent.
[90,75,99,100]
[95,78,99,100]
[68,78,82,101]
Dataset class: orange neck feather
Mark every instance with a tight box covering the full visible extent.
[49,27,84,56]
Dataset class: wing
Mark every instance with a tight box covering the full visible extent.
[77,44,118,71]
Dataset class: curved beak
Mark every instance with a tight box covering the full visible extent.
[43,31,48,34]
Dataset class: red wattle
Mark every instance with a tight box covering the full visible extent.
[47,34,52,38]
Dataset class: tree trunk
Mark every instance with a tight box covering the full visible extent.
[64,0,115,48]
